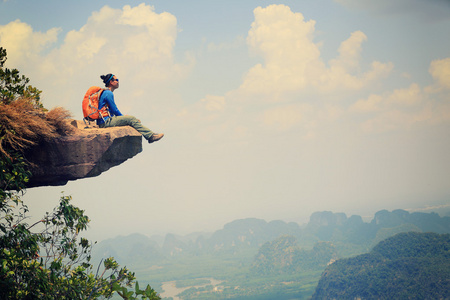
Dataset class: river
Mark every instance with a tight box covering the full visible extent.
[160,278,223,300]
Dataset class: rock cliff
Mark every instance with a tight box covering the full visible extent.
[24,120,142,188]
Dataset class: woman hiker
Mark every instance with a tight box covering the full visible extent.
[97,73,164,143]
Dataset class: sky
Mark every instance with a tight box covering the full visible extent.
[1,0,449,241]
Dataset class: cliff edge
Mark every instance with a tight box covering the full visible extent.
[24,120,142,188]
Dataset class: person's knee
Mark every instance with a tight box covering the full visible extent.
[127,115,141,125]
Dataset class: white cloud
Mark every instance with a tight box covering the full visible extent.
[50,4,181,81]
[322,36,393,92]
[351,83,422,113]
[0,19,60,67]
[118,4,178,62]
[330,30,367,72]
[350,56,450,133]
[242,4,320,96]
[201,95,226,111]
[358,106,437,133]
[183,4,398,141]
[350,94,383,113]
[427,57,450,91]
[236,4,392,101]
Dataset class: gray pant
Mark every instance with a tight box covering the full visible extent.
[100,115,154,140]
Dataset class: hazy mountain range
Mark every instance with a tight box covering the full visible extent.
[93,208,450,266]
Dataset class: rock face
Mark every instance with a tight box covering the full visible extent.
[25,120,142,188]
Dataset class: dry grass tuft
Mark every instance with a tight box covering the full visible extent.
[0,98,74,158]
[46,106,75,135]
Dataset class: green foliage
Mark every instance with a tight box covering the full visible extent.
[372,231,450,260]
[311,232,450,299]
[0,192,161,299]
[0,151,30,195]
[0,47,42,107]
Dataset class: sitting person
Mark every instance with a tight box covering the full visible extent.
[97,73,164,143]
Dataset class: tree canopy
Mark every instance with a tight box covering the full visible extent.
[311,232,450,299]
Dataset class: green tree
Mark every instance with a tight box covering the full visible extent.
[0,194,161,299]
[0,47,41,107]
[0,47,160,299]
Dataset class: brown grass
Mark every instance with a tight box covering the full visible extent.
[45,106,75,135]
[0,98,74,158]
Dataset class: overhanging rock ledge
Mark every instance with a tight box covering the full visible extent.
[24,120,142,188]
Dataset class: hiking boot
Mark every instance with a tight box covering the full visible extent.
[148,133,164,143]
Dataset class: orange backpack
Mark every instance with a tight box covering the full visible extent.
[82,86,109,121]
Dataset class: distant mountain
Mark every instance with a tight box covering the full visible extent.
[306,211,376,244]
[197,218,302,254]
[372,209,450,233]
[307,209,450,243]
[91,233,164,266]
[311,232,450,299]
[92,209,450,265]
[154,218,304,257]
[161,209,445,257]
[250,235,337,275]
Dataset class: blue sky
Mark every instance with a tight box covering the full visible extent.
[1,0,449,240]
